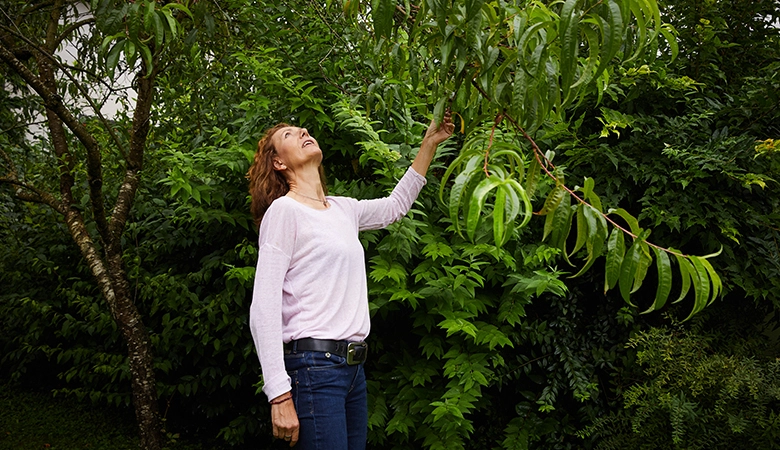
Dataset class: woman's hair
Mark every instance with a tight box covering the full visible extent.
[247,123,328,227]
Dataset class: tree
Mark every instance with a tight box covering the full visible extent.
[0,1,196,448]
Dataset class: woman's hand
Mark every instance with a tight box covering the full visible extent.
[423,109,455,147]
[412,109,456,176]
[271,393,299,447]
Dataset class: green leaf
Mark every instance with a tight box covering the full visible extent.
[505,178,532,229]
[106,39,125,76]
[643,247,672,314]
[593,0,623,79]
[525,155,541,199]
[143,0,155,32]
[570,202,587,257]
[660,24,679,61]
[610,208,641,235]
[433,96,447,126]
[493,185,506,245]
[546,194,573,250]
[698,256,722,304]
[559,0,580,103]
[139,43,153,75]
[153,11,165,50]
[630,241,652,293]
[619,231,649,306]
[685,256,711,321]
[100,32,124,53]
[161,2,193,19]
[604,228,625,292]
[125,39,137,68]
[466,175,503,240]
[373,0,395,39]
[162,10,178,39]
[539,183,566,216]
[673,251,694,304]
[571,205,607,277]
[448,165,482,236]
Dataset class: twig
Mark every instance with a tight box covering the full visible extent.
[484,113,503,176]
[502,113,687,258]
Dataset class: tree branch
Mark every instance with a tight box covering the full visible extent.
[0,24,129,159]
[0,39,111,242]
[108,66,155,247]
[54,17,95,49]
[467,76,687,258]
[0,176,66,214]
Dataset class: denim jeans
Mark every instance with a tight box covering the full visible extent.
[284,350,367,450]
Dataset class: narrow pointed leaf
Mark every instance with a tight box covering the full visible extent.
[570,204,587,257]
[466,175,503,240]
[571,205,607,277]
[684,256,711,321]
[673,252,693,304]
[619,230,650,305]
[525,155,541,199]
[698,257,722,304]
[559,0,580,102]
[449,166,482,236]
[505,179,533,229]
[631,242,652,293]
[604,228,625,292]
[493,185,507,246]
[543,189,570,242]
[644,247,672,313]
[610,208,641,235]
[539,184,566,216]
[660,25,679,61]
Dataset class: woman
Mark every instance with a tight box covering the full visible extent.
[247,111,454,449]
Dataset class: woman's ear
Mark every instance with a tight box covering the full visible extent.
[273,158,286,171]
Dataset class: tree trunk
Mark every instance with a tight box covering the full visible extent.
[64,210,162,450]
[0,2,164,447]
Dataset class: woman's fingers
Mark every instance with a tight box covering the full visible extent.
[289,427,299,447]
[271,400,299,444]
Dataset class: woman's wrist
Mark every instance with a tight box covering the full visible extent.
[269,391,293,405]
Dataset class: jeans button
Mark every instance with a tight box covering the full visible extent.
[325,352,331,358]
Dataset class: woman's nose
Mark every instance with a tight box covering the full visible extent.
[301,128,309,137]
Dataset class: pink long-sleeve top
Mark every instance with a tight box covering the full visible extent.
[249,167,427,401]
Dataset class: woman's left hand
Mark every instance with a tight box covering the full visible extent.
[423,109,455,147]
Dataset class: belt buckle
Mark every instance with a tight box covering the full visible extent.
[346,341,367,365]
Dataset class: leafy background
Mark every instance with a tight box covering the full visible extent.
[1,0,779,449]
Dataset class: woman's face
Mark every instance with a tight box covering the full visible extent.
[271,126,322,171]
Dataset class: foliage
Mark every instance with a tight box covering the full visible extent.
[1,0,779,449]
[581,316,780,449]
[355,0,723,317]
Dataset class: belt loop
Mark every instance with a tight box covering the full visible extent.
[291,340,298,354]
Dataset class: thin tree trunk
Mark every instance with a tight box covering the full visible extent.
[0,3,163,448]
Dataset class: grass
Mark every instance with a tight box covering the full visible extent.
[0,382,215,450]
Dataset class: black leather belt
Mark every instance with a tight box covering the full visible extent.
[284,338,368,365]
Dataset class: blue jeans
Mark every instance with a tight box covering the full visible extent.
[284,350,367,450]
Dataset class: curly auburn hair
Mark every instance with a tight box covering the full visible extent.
[247,123,328,228]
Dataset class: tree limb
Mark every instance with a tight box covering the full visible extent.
[0,24,129,159]
[0,40,111,242]
[0,176,66,213]
[54,17,95,49]
[109,68,155,246]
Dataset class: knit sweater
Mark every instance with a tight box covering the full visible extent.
[249,167,427,400]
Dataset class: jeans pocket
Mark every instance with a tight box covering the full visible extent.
[307,351,347,371]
